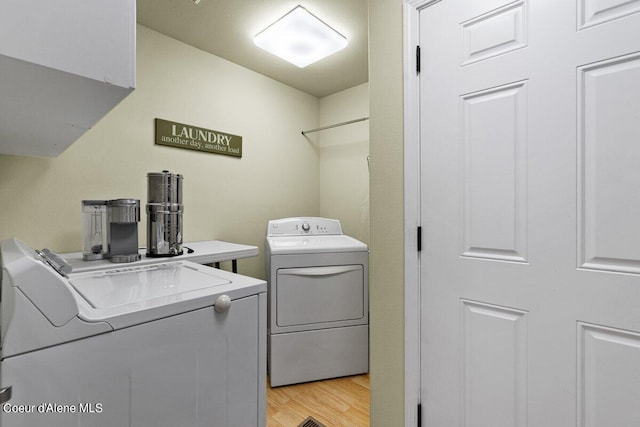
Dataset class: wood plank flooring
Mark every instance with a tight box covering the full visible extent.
[267,374,370,427]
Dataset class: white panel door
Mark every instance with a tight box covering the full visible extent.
[419,0,640,425]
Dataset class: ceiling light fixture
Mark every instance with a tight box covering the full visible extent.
[253,6,348,68]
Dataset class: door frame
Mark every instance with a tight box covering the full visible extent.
[403,0,433,426]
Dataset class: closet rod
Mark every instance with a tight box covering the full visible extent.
[301,117,369,135]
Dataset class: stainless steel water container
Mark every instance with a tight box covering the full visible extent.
[146,171,184,257]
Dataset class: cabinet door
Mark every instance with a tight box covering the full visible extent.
[0,295,263,427]
[0,0,135,88]
[0,0,135,157]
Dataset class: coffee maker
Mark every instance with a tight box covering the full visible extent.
[107,199,141,263]
[82,199,141,263]
[81,200,109,261]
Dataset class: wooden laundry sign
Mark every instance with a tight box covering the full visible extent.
[155,118,242,158]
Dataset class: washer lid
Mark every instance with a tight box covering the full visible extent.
[69,262,230,309]
[266,235,367,254]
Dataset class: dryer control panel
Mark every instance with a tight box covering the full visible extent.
[267,217,343,236]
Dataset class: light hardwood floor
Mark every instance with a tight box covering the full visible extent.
[267,374,370,427]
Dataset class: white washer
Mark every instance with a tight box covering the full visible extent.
[0,238,266,427]
[265,217,369,387]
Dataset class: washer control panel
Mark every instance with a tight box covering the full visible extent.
[267,217,343,236]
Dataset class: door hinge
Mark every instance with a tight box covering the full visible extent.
[416,45,421,74]
[417,403,422,427]
[417,226,422,252]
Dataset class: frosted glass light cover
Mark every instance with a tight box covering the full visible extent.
[254,6,348,68]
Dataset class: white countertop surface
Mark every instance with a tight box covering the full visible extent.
[60,240,259,274]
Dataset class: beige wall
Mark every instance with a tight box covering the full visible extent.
[369,0,405,425]
[0,25,321,280]
[318,83,370,245]
[0,17,396,425]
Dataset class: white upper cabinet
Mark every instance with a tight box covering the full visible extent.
[0,0,136,157]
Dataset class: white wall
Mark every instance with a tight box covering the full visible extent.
[0,26,320,280]
[317,83,369,244]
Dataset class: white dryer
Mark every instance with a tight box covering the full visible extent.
[265,217,368,387]
[0,238,266,427]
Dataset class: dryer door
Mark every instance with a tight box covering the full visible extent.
[275,265,365,330]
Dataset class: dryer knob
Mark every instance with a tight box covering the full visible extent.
[302,222,311,232]
[214,294,231,313]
